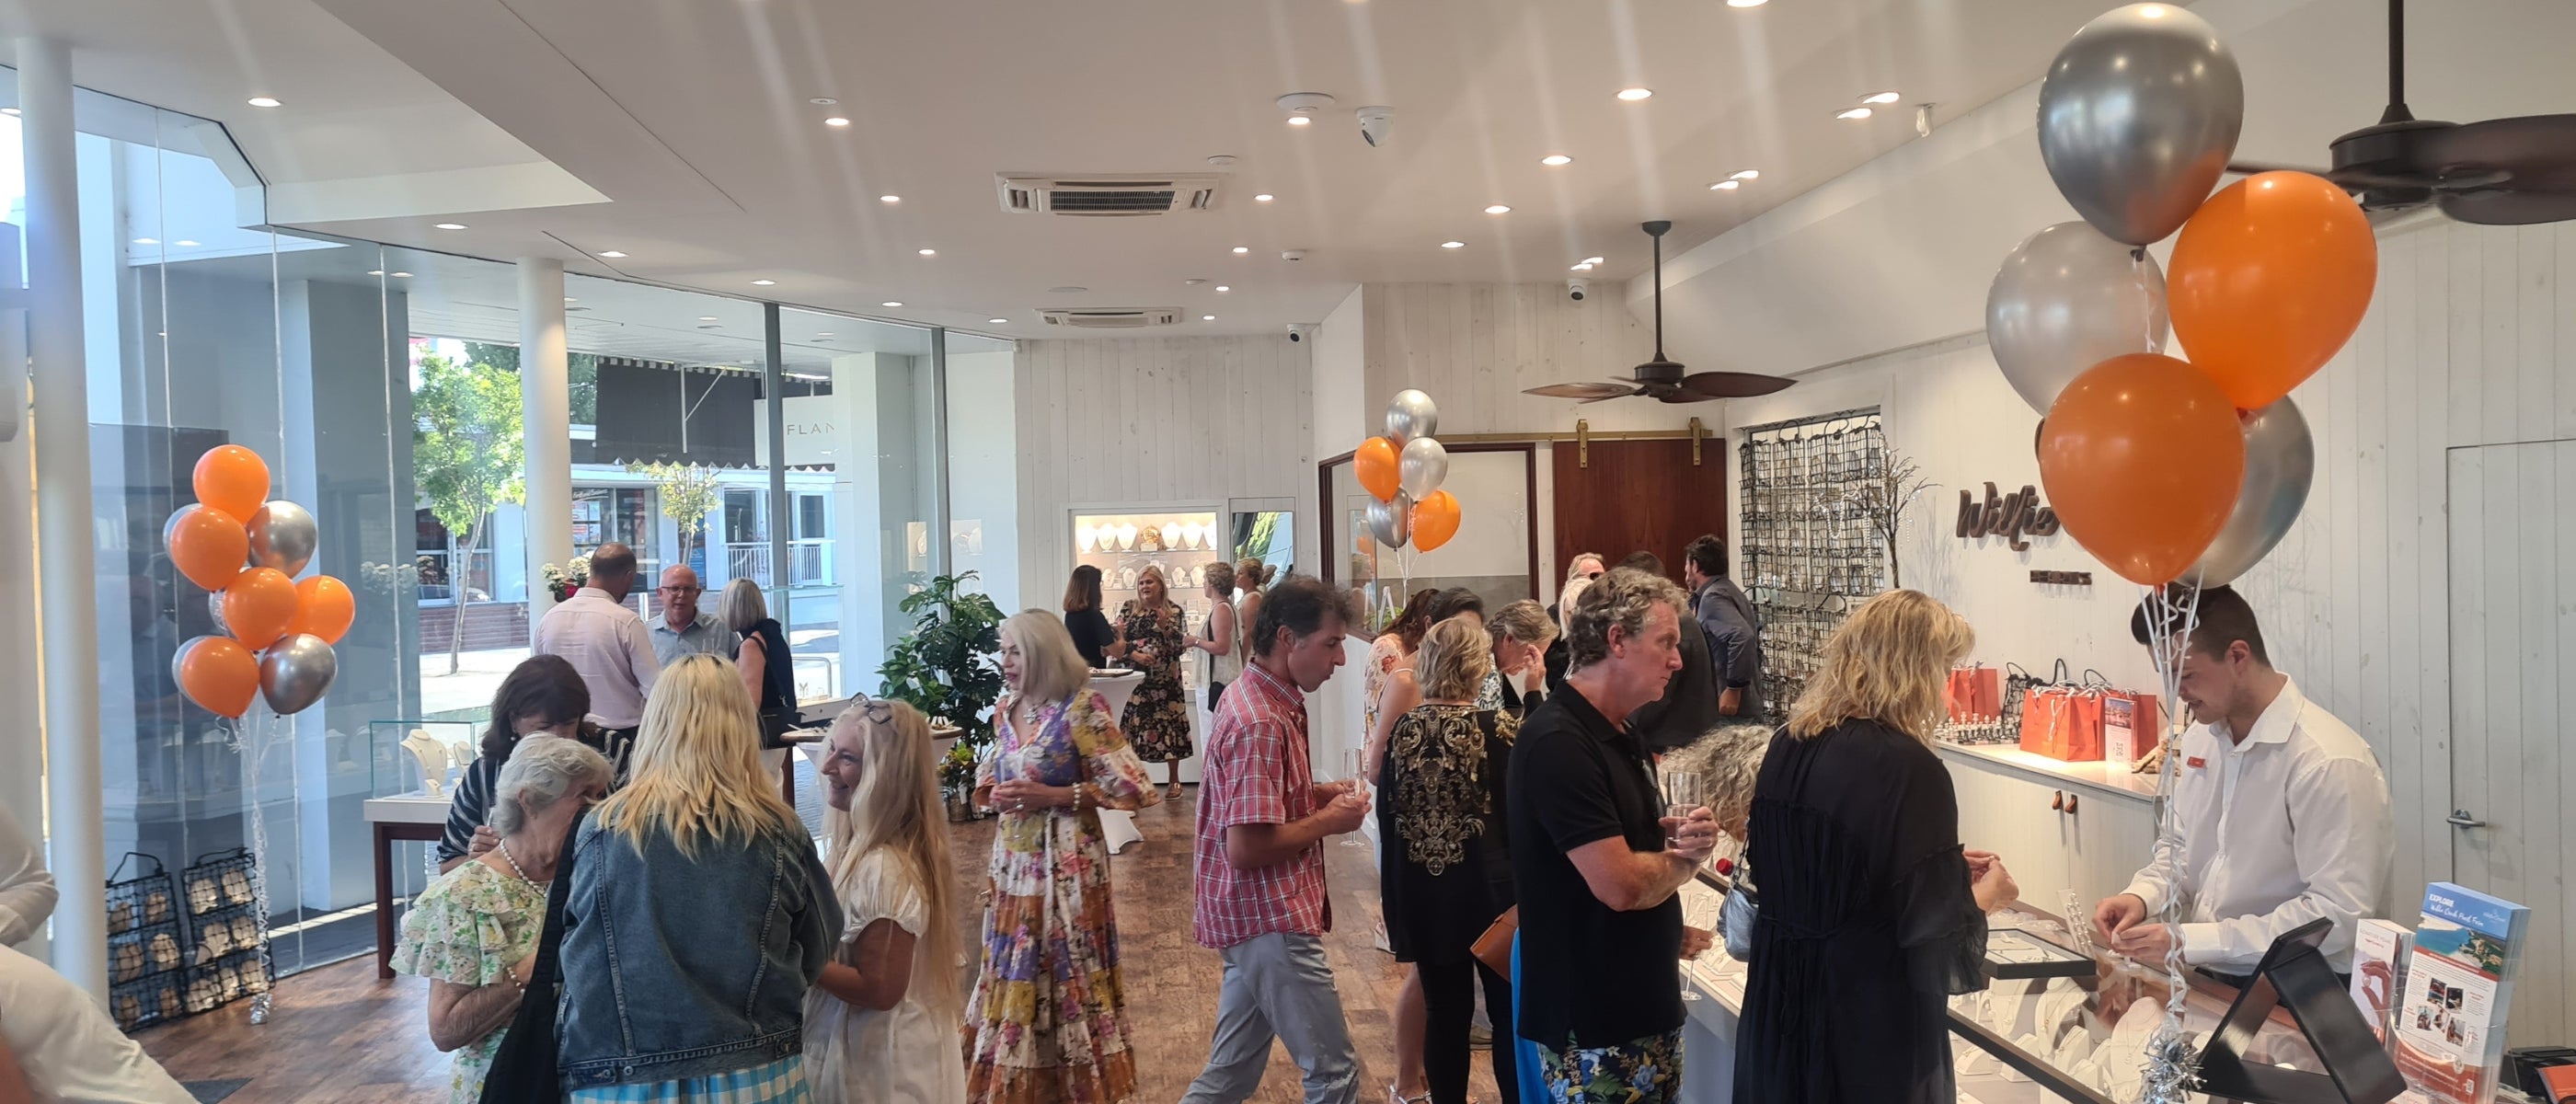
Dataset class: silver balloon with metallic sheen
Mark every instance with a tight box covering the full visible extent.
[247,500,318,577]
[1988,222,2169,415]
[2186,397,2312,588]
[2037,4,2243,246]
[259,633,339,714]
[1368,491,1414,549]
[1398,437,1449,499]
[1386,389,1439,445]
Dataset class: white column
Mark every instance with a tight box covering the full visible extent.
[518,259,570,639]
[21,38,105,994]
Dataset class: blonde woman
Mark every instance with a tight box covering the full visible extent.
[1733,591,2019,1104]
[966,611,1160,1104]
[1187,560,1240,712]
[1544,556,1603,689]
[806,698,965,1104]
[556,655,840,1103]
[1104,565,1190,799]
[1378,618,1521,1104]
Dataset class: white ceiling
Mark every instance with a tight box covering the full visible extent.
[9,0,2151,337]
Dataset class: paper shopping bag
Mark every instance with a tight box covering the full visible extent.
[2102,691,2161,765]
[2018,687,2072,758]
[2060,690,2107,762]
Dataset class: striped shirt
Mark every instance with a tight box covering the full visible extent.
[436,725,636,864]
[1191,661,1329,949]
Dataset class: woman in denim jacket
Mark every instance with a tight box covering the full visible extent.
[556,654,841,1102]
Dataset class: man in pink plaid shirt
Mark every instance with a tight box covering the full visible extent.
[1181,575,1372,1104]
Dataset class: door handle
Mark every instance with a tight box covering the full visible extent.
[2447,809,2488,829]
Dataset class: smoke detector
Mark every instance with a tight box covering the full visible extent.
[1277,92,1337,125]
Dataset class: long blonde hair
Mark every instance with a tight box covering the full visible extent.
[1786,590,1973,742]
[822,699,962,1016]
[592,654,799,857]
[1002,610,1091,706]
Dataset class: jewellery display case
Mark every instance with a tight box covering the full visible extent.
[1067,502,1231,787]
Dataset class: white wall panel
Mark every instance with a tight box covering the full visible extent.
[1360,282,1681,437]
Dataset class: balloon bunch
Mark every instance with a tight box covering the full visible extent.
[164,445,354,718]
[1354,390,1463,553]
[1993,3,2368,589]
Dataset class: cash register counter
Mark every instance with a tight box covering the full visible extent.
[1673,876,2326,1104]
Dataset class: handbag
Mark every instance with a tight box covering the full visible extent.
[1471,906,1519,977]
[1721,862,1758,961]
[756,707,803,750]
[477,811,589,1104]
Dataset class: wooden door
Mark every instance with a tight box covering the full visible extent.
[2445,439,2576,1046]
[1552,439,1728,576]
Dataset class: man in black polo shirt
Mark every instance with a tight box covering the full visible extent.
[1508,566,1720,1103]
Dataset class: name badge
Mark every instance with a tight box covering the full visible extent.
[2186,755,2207,769]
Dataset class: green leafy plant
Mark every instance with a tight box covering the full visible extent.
[878,571,1006,756]
[938,742,978,792]
[625,462,723,565]
[415,353,525,674]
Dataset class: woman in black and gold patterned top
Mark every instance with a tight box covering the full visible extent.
[1376,616,1520,1104]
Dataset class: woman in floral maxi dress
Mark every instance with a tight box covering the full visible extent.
[967,611,1162,1104]
[1106,565,1191,801]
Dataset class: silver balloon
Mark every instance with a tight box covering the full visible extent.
[206,591,231,638]
[247,500,318,577]
[1397,437,1449,498]
[1386,389,1439,445]
[1988,222,2169,415]
[2037,4,2243,246]
[1367,491,1414,549]
[2186,397,2313,588]
[259,633,338,714]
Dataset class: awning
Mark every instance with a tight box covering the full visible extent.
[591,357,759,467]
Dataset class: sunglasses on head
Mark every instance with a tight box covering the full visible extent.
[845,695,897,725]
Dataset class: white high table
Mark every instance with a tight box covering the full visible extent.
[1087,671,1147,854]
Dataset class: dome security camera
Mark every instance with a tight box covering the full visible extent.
[1357,106,1394,148]
[1567,277,1591,302]
[1287,323,1318,343]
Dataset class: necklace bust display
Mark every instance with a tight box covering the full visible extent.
[401,729,451,796]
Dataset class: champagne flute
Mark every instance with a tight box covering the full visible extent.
[1662,771,1703,846]
[1340,749,1371,847]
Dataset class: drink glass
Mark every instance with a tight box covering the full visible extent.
[1662,771,1703,845]
[1340,749,1371,847]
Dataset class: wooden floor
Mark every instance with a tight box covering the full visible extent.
[141,788,1498,1104]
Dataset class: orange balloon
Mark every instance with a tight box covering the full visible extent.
[175,636,259,719]
[1411,490,1462,553]
[2039,354,2246,586]
[2168,171,2377,410]
[287,575,356,645]
[193,445,271,521]
[222,568,300,650]
[1356,436,1402,502]
[166,505,250,592]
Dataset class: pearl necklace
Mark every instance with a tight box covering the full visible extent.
[495,838,549,889]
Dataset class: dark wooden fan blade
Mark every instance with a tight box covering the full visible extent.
[2435,114,2576,172]
[1581,391,1639,405]
[1675,372,1798,398]
[1526,382,1638,400]
[2437,188,2576,226]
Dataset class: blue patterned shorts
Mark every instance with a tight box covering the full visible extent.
[1533,1029,1684,1104]
[567,1056,810,1104]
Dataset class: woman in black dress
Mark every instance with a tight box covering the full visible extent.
[1378,616,1518,1104]
[1735,589,2019,1104]
[720,580,797,739]
[1062,565,1118,669]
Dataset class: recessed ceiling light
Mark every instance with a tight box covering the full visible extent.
[1232,246,1249,254]
[1254,193,1276,202]
[1540,155,1573,167]
[564,296,577,303]
[698,316,719,322]
[247,97,282,109]
[434,223,466,230]
[815,331,834,337]
[1710,179,1741,190]
[1582,256,1604,265]
[1215,285,1231,293]
[879,195,900,203]
[366,270,384,276]
[176,239,200,247]
[1185,279,1207,286]
[1484,204,1512,214]
[597,250,627,259]
[824,117,851,127]
[1862,91,1903,105]
[1616,87,1653,102]
[881,301,903,307]
[1836,107,1875,121]
[917,247,936,257]
[389,271,411,279]
[989,318,1010,325]
[1728,0,1767,6]
[1440,241,1466,249]
[1731,169,1761,181]
[810,98,838,106]
[1571,263,1593,271]
[1202,315,1216,321]
[1,108,18,117]
[133,237,159,246]
[1286,116,1312,127]
[752,279,776,286]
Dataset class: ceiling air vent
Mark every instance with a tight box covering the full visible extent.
[1038,308,1184,329]
[998,173,1222,216]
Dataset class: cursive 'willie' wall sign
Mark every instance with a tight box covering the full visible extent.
[1957,482,2060,551]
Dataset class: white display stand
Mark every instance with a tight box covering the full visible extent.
[1088,670,1147,854]
[1068,499,1231,788]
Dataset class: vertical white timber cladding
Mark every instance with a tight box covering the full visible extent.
[1361,283,1674,436]
[1014,335,1317,600]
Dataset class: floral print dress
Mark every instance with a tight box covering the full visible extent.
[964,690,1160,1104]
[1114,601,1191,761]
[389,859,550,1104]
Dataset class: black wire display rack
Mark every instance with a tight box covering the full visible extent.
[1737,408,1888,718]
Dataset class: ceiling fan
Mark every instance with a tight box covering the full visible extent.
[1524,220,1795,405]
[2225,0,2576,225]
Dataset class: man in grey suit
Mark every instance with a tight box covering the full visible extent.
[1684,535,1764,723]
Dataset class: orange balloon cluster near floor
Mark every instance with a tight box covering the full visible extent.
[162,445,354,719]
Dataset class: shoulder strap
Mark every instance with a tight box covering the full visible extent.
[532,810,589,986]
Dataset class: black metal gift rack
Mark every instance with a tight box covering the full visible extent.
[178,847,273,1015]
[104,852,189,1030]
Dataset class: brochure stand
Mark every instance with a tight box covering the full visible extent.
[2196,918,2407,1104]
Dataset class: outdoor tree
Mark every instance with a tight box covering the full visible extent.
[628,462,724,568]
[415,353,526,674]
[461,340,600,424]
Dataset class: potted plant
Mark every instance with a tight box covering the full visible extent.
[539,556,592,603]
[938,742,979,822]
[877,571,1006,812]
